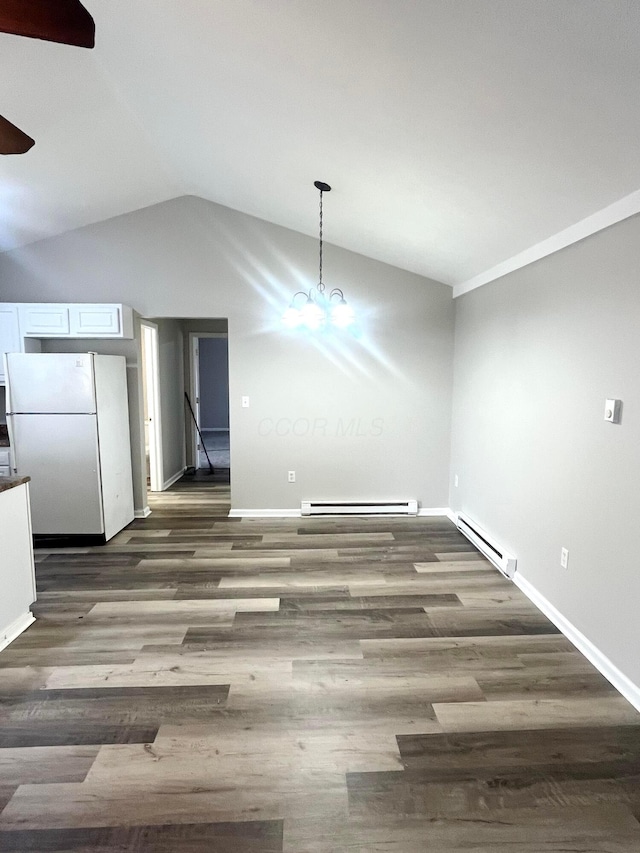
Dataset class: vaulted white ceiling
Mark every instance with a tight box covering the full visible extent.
[2,0,640,289]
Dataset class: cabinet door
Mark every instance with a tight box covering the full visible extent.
[0,305,22,382]
[0,482,36,643]
[19,305,70,336]
[70,304,121,336]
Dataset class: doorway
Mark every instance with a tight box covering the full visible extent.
[141,321,164,492]
[189,333,230,473]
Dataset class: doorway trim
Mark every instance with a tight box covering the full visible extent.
[141,321,164,492]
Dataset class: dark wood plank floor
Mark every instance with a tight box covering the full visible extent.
[1,478,639,851]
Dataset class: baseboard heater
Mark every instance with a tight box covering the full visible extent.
[301,500,418,516]
[456,512,517,579]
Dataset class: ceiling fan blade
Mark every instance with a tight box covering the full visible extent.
[0,114,35,154]
[0,0,94,48]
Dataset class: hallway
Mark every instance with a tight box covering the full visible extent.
[0,479,639,851]
[198,429,230,470]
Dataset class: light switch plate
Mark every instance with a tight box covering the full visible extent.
[604,398,621,423]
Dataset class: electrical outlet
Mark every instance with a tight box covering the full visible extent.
[454,475,459,488]
[241,396,250,408]
[288,470,296,483]
[560,547,569,569]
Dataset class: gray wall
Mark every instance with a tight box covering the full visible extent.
[0,195,455,510]
[451,212,640,687]
[198,337,229,430]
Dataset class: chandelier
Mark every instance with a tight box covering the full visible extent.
[282,181,355,330]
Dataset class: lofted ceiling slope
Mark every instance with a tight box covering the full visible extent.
[1,0,640,288]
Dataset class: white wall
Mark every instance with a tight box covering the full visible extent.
[0,195,455,511]
[451,212,640,690]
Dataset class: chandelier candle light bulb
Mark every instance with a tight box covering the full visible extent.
[282,181,355,331]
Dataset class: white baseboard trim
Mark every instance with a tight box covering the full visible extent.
[162,468,187,491]
[228,508,302,518]
[513,572,640,713]
[134,506,152,519]
[417,507,453,518]
[0,611,35,653]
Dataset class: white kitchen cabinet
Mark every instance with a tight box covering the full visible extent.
[1,303,135,357]
[0,305,23,382]
[70,304,133,338]
[18,303,134,339]
[19,304,70,336]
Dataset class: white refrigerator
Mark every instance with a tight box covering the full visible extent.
[5,352,134,541]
